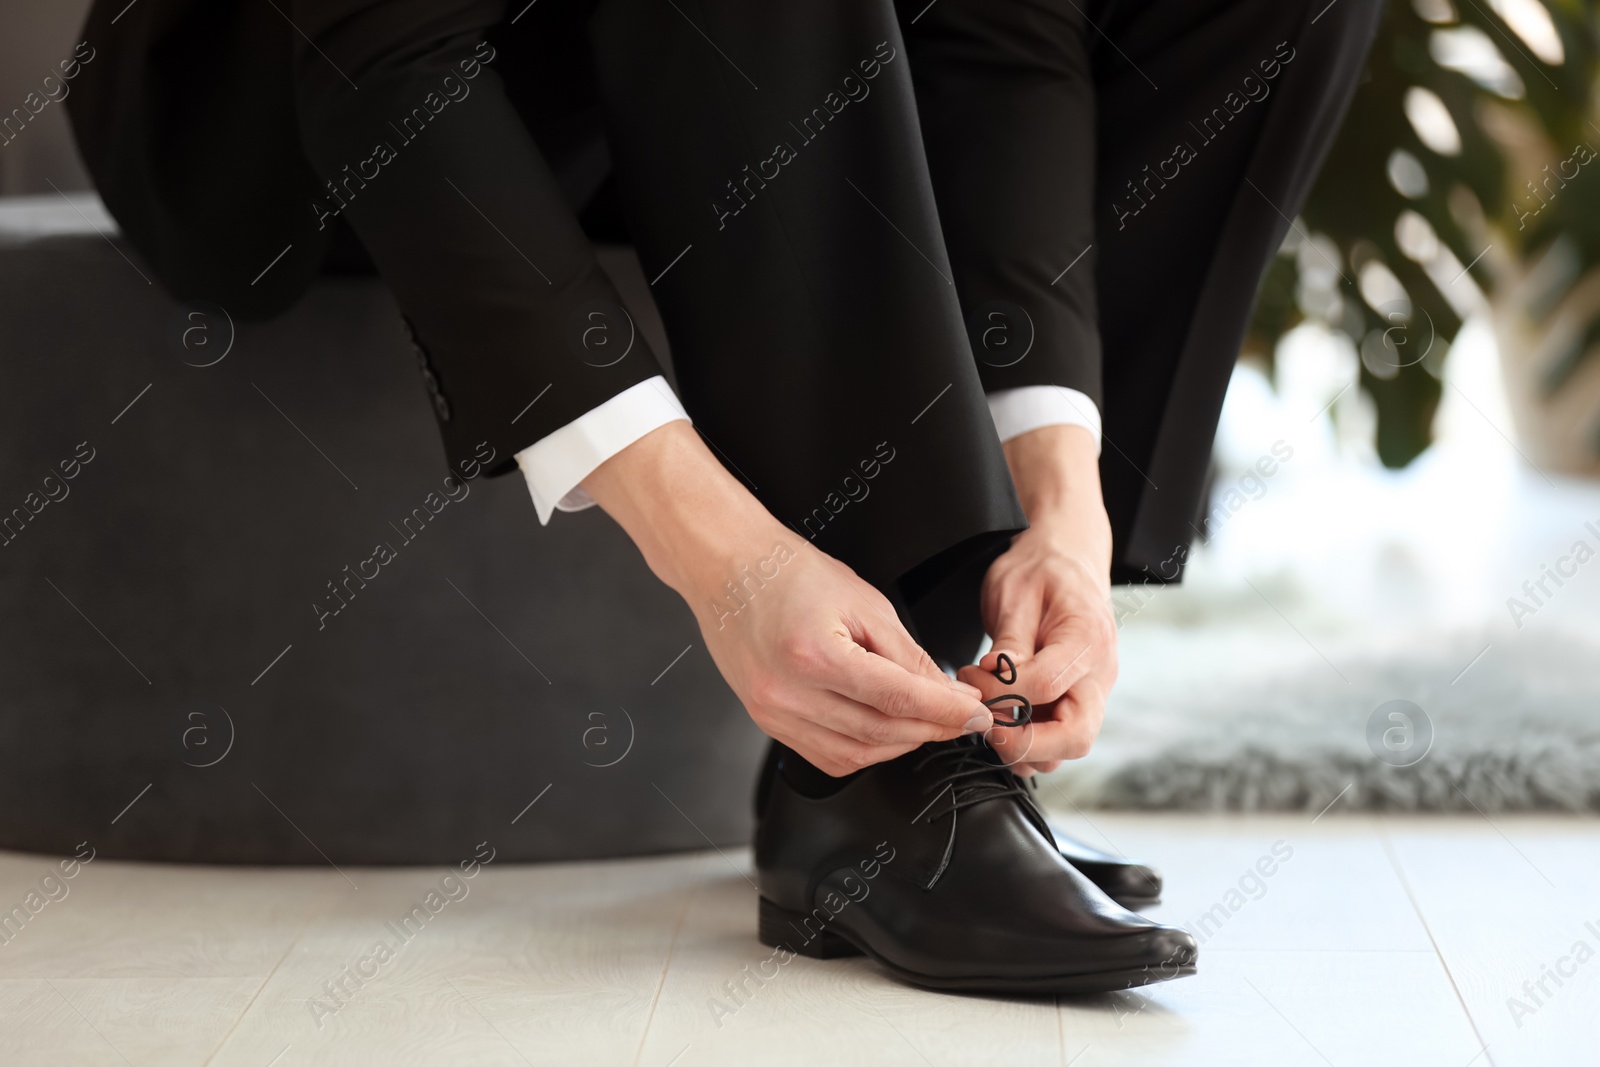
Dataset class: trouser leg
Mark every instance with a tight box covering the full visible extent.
[898,0,1103,405]
[1090,0,1384,580]
[588,0,1027,598]
[595,0,1379,672]
[899,0,1384,589]
[881,0,1382,669]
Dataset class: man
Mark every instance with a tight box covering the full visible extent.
[69,0,1382,992]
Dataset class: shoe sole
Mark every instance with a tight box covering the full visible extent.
[758,897,1196,995]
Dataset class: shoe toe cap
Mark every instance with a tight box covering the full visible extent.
[1147,926,1198,970]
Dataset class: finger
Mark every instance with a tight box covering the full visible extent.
[983,594,1043,675]
[985,718,1043,766]
[856,599,951,681]
[1012,631,1100,706]
[998,720,1083,765]
[953,678,986,701]
[954,663,1017,701]
[849,605,987,703]
[828,643,993,733]
[855,598,988,702]
[1012,759,1065,777]
[798,689,969,749]
[955,666,1052,765]
[766,716,920,778]
[997,688,1107,764]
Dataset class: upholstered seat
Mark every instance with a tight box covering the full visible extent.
[0,196,761,863]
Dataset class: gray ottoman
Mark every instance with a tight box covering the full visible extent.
[0,195,763,865]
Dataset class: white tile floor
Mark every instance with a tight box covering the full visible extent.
[1,813,1595,1066]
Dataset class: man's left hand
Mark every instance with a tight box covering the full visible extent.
[956,424,1117,776]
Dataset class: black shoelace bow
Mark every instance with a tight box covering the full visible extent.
[982,652,1032,728]
[910,654,1037,888]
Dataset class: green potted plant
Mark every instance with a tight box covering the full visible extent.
[1250,0,1600,474]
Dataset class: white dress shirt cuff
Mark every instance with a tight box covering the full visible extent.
[514,375,690,524]
[985,385,1101,455]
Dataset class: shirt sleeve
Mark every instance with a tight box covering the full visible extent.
[986,386,1101,455]
[514,376,690,524]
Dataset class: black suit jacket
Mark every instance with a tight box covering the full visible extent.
[67,0,1034,594]
[68,0,1374,592]
[68,0,665,481]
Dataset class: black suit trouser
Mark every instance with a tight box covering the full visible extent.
[283,0,1382,667]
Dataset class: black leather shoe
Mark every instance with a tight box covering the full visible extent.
[754,743,1165,908]
[754,736,1196,994]
[1023,781,1164,907]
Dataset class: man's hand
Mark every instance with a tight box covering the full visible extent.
[582,421,994,777]
[957,424,1117,776]
[694,541,994,775]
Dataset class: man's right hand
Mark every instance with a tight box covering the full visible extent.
[581,420,993,777]
[691,539,993,775]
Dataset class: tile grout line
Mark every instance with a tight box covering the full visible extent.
[629,858,704,1067]
[1190,953,1440,959]
[1376,816,1496,1066]
[202,877,350,1067]
[1055,992,1065,1067]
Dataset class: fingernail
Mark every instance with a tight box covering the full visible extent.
[962,711,993,735]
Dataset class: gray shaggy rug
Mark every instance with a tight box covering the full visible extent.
[1039,344,1600,813]
[1047,622,1600,814]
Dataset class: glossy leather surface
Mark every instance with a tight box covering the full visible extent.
[1026,779,1164,905]
[755,737,1196,989]
[1048,822,1164,905]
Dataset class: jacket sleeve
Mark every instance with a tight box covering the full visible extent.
[288,0,666,479]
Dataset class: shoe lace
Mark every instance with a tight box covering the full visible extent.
[981,651,1032,728]
[911,739,1030,822]
[907,654,1040,888]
